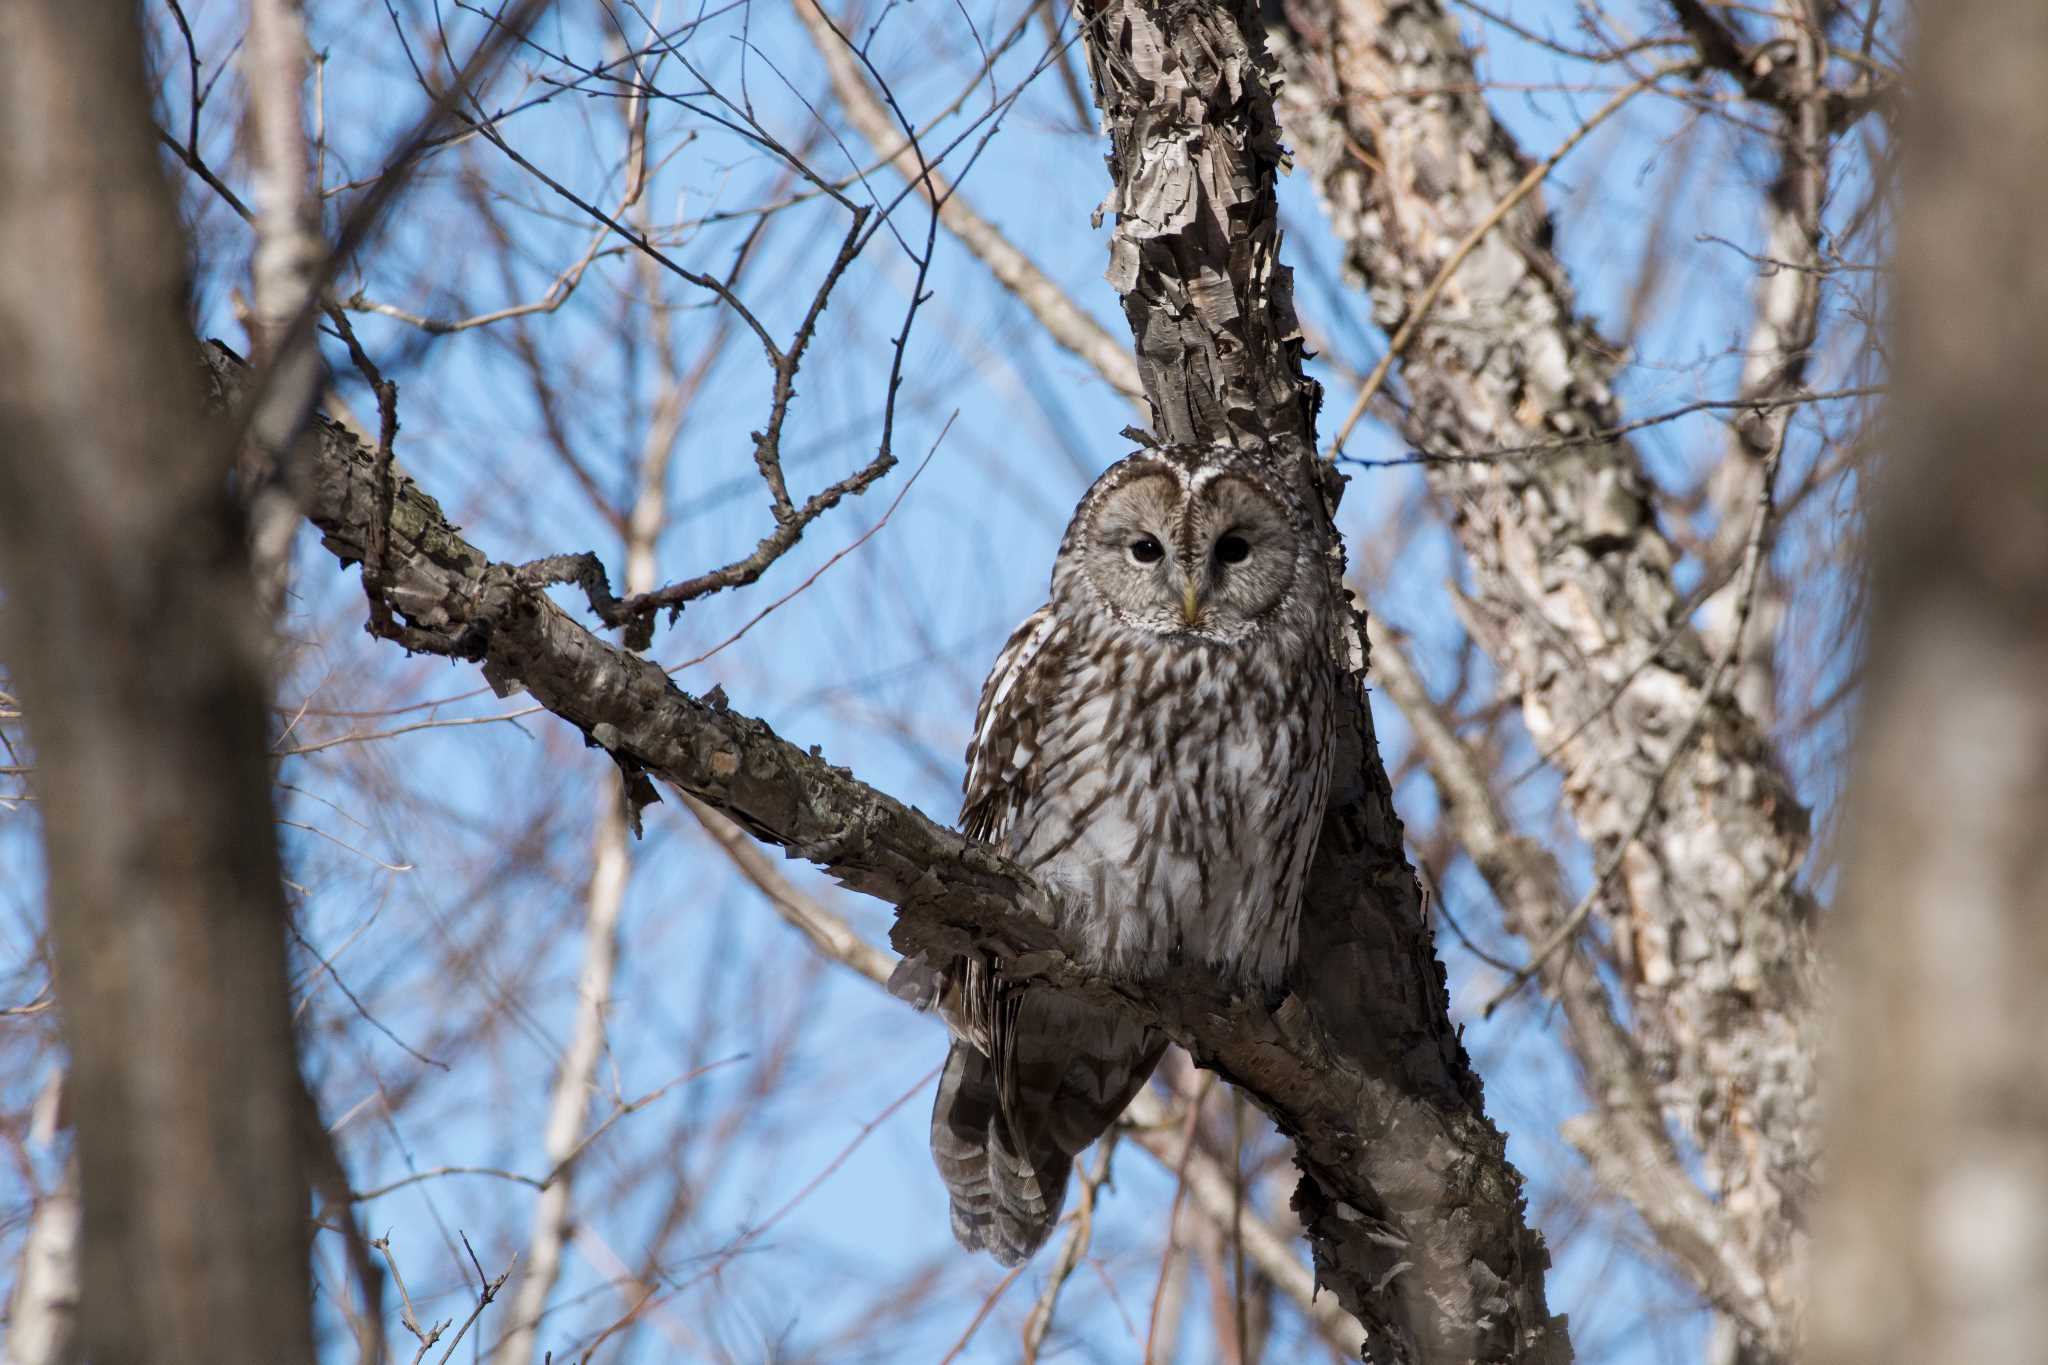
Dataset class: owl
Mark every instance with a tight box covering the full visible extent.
[891,442,1338,1265]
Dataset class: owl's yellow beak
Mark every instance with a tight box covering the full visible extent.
[1182,580,1203,626]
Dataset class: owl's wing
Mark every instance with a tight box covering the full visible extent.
[960,603,1068,847]
[892,606,1064,1030]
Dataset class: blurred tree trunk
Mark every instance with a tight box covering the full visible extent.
[1811,2,2048,1360]
[0,3,314,1363]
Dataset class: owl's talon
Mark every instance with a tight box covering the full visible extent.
[786,823,861,863]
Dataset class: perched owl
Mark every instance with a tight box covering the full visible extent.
[892,443,1338,1265]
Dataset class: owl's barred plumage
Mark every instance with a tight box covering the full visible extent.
[900,443,1337,1264]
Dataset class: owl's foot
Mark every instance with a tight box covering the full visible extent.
[784,821,864,863]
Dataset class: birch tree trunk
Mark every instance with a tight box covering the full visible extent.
[1811,2,2048,1359]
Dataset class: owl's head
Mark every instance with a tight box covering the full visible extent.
[1054,445,1317,646]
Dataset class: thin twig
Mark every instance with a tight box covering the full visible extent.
[430,1233,513,1365]
[666,414,952,671]
[1021,1135,1117,1361]
[1144,1075,1215,1364]
[1336,385,1885,470]
[936,1261,1030,1365]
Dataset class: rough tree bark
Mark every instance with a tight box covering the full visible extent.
[0,3,314,1364]
[1811,2,2048,1359]
[1266,4,1825,1348]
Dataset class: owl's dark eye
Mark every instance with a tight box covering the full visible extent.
[1128,535,1165,565]
[1215,533,1251,565]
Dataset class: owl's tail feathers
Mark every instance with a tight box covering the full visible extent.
[932,1040,1071,1265]
[930,996,1166,1266]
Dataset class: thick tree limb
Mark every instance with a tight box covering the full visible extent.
[1081,0,1317,449]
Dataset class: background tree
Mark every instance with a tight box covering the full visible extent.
[0,0,1917,1361]
[0,4,313,1362]
[1813,0,2048,1360]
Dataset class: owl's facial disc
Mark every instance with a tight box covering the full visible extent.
[1078,468,1299,642]
[1178,475,1300,638]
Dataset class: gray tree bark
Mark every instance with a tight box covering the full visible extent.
[1810,2,2048,1359]
[0,3,314,1363]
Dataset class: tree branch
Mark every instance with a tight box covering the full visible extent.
[1667,0,1894,131]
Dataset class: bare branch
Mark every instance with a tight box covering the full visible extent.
[1667,0,1895,130]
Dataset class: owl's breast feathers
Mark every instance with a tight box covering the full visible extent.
[923,447,1334,1266]
[959,601,1332,988]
